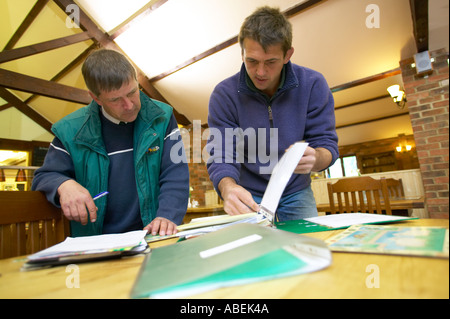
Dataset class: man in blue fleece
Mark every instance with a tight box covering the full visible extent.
[207,7,339,221]
[32,49,189,237]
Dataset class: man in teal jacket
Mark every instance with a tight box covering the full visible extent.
[32,49,189,237]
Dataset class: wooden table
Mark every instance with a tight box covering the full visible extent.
[184,204,225,223]
[0,219,447,299]
[317,196,425,213]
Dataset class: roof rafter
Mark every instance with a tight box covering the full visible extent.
[0,68,91,104]
[110,0,169,40]
[3,0,50,51]
[0,87,53,133]
[0,32,92,64]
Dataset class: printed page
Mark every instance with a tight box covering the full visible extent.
[259,142,308,221]
[304,213,412,228]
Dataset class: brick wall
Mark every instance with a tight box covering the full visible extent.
[400,48,449,218]
[181,123,214,206]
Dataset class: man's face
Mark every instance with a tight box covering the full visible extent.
[242,38,294,97]
[90,79,141,123]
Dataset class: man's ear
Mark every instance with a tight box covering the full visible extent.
[284,47,294,64]
[89,91,102,106]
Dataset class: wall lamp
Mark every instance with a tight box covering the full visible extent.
[387,85,406,109]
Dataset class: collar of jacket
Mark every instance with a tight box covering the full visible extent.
[237,61,300,97]
[73,91,165,152]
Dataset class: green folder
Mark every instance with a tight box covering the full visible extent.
[275,213,418,234]
[130,223,331,298]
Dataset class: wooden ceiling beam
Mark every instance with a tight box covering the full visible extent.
[3,0,50,51]
[24,44,97,105]
[330,68,401,93]
[149,0,326,82]
[0,87,53,133]
[53,0,191,125]
[410,0,429,52]
[0,32,92,64]
[0,68,91,105]
[336,112,410,130]
[110,0,169,40]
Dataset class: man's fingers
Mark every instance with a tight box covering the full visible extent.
[144,218,178,236]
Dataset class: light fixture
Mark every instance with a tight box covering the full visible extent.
[395,134,413,153]
[15,169,27,182]
[387,84,406,109]
[396,144,412,152]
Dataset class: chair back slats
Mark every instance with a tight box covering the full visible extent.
[385,178,405,198]
[327,176,392,215]
[0,191,70,259]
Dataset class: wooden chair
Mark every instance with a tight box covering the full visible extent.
[385,178,405,198]
[0,191,70,259]
[327,176,392,215]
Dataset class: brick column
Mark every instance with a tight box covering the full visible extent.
[400,48,449,218]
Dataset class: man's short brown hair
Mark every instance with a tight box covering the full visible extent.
[238,6,293,56]
[82,49,137,97]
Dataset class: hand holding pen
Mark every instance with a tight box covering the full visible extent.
[57,180,108,226]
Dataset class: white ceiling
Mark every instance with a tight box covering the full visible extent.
[1,0,449,147]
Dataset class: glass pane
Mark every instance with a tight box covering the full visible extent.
[328,159,343,178]
[343,156,359,177]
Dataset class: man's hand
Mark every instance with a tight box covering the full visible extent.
[144,217,178,236]
[57,179,97,225]
[218,177,260,216]
[293,146,332,174]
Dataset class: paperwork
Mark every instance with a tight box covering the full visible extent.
[304,213,414,228]
[131,223,332,299]
[327,224,449,258]
[22,230,148,270]
[259,142,308,223]
[145,213,268,243]
[276,213,416,234]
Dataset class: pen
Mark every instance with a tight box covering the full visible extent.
[93,191,109,201]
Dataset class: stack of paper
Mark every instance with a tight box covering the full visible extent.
[145,213,269,243]
[131,223,332,299]
[22,230,148,271]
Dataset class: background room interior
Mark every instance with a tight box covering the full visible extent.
[0,0,448,218]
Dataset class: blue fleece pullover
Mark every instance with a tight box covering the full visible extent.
[207,61,339,197]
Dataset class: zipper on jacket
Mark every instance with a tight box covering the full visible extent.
[268,105,273,128]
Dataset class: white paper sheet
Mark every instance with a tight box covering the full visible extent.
[259,142,308,221]
[304,213,412,228]
[28,230,148,260]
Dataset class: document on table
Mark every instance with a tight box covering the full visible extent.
[145,213,269,243]
[304,213,415,229]
[259,142,308,222]
[326,224,449,258]
[28,230,148,260]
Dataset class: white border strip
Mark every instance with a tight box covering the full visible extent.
[199,234,262,259]
[50,143,70,156]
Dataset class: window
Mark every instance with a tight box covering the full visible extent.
[327,155,359,178]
